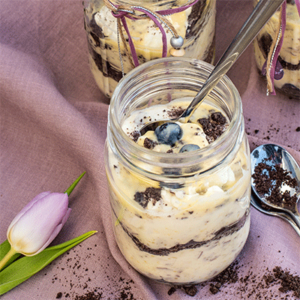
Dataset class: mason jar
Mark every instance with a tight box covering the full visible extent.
[253,0,300,98]
[104,57,251,285]
[84,0,216,98]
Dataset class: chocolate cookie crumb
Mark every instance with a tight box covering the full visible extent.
[273,266,300,298]
[198,112,228,143]
[130,131,140,142]
[296,127,300,132]
[165,260,300,298]
[252,160,298,212]
[208,261,239,294]
[74,291,103,300]
[134,187,162,208]
[144,138,157,149]
[167,107,185,118]
[183,285,198,296]
[168,287,177,295]
[211,112,226,125]
[167,285,198,297]
[56,292,63,299]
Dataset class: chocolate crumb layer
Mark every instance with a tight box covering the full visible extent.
[198,112,228,143]
[116,210,249,256]
[258,34,300,71]
[186,0,207,39]
[87,43,123,82]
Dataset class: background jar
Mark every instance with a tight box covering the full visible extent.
[104,57,251,285]
[253,0,300,98]
[84,0,216,98]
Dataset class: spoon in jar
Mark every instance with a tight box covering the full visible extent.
[251,190,300,237]
[140,0,285,136]
[251,144,300,229]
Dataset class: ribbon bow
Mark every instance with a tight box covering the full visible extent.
[104,0,199,70]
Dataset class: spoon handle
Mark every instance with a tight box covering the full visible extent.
[182,0,285,120]
[251,193,300,237]
[291,213,300,230]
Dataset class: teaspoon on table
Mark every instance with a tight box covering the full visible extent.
[251,144,300,229]
[251,191,300,236]
[140,0,285,136]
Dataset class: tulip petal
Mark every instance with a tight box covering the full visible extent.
[29,224,63,256]
[61,208,71,226]
[7,192,51,234]
[30,207,72,256]
[8,193,69,255]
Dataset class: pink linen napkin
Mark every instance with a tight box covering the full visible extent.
[0,0,299,299]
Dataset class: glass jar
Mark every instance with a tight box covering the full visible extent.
[84,0,216,98]
[104,57,251,285]
[253,0,300,98]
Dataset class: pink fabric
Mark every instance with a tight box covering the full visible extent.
[0,0,299,299]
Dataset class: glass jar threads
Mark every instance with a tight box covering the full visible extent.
[104,57,251,285]
[84,0,216,98]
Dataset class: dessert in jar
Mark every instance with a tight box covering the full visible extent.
[253,0,300,98]
[84,0,216,98]
[104,58,251,285]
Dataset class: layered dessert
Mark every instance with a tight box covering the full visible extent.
[84,0,216,98]
[253,0,300,98]
[106,97,251,284]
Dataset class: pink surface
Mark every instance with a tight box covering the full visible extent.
[0,0,299,299]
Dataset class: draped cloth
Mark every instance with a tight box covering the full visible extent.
[0,0,299,299]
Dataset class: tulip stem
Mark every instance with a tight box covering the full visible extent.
[65,172,86,196]
[0,247,18,272]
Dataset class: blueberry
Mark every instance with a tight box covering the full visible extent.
[155,122,182,145]
[179,144,200,153]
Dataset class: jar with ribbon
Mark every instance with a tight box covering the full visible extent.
[84,0,216,98]
[253,0,300,98]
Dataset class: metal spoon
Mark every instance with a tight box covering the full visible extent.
[251,144,300,229]
[251,191,300,236]
[140,0,285,136]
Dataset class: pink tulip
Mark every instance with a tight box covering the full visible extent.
[7,192,71,256]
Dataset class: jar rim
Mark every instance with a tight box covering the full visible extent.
[108,57,243,176]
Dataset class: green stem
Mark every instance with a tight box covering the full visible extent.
[64,172,86,196]
[0,247,18,272]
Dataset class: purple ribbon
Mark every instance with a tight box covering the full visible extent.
[110,0,199,67]
[264,0,300,95]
